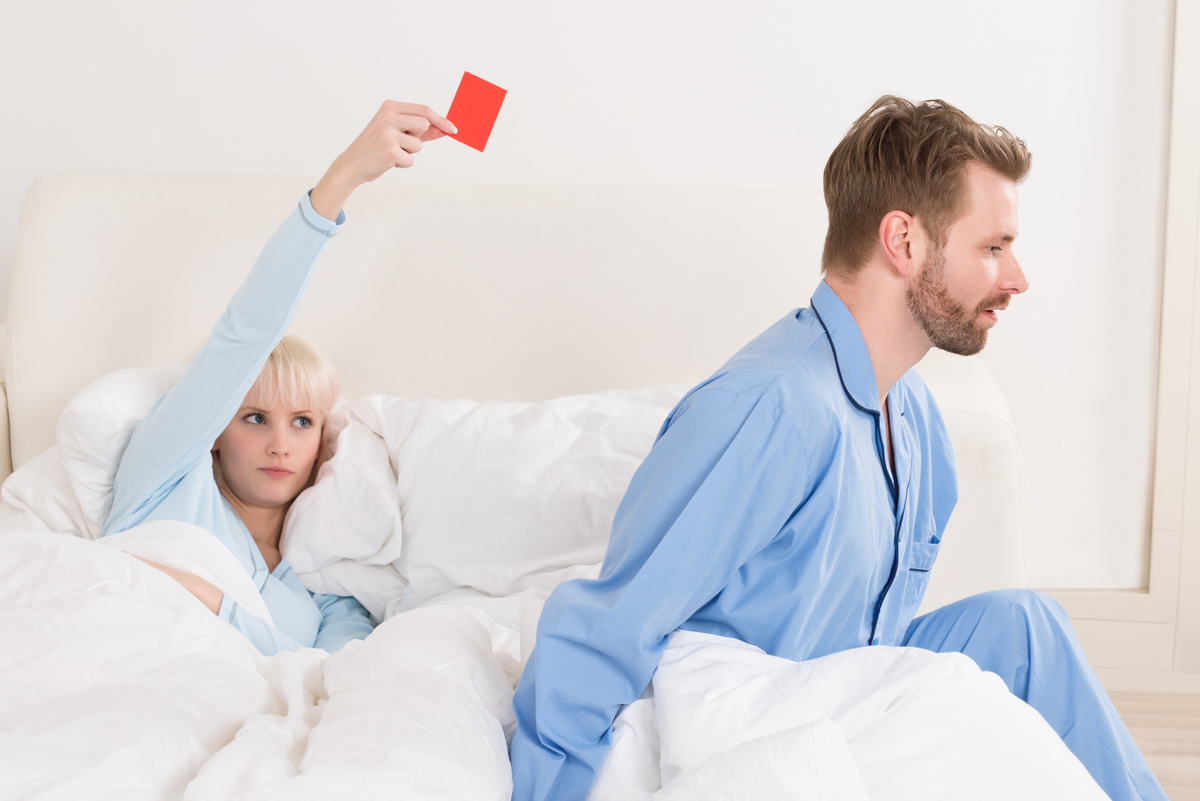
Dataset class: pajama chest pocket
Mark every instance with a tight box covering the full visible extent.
[902,538,942,618]
[908,539,941,572]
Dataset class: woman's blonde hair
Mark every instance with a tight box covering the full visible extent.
[243,334,339,416]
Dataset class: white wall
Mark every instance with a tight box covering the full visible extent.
[0,0,1173,589]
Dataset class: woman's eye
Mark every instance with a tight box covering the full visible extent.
[294,416,314,429]
[245,413,265,425]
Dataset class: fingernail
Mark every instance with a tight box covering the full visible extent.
[448,120,458,134]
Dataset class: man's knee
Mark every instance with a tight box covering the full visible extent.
[976,588,1066,618]
[908,590,1075,698]
[954,588,1072,635]
[915,588,1073,643]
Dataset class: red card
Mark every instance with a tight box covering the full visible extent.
[446,72,507,152]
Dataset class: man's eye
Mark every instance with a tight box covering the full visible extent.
[989,246,1003,254]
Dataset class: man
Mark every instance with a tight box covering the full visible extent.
[509,95,1166,801]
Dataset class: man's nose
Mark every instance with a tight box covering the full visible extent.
[1002,253,1029,295]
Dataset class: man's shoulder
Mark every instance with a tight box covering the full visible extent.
[673,309,847,433]
[718,307,836,385]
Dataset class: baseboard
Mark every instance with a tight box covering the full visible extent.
[1096,668,1200,695]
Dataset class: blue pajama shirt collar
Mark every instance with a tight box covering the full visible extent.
[810,280,914,507]
[810,280,885,416]
[809,281,908,420]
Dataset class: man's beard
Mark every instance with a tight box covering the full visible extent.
[906,247,1009,356]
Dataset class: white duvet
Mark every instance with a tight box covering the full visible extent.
[0,527,516,801]
[593,631,1108,800]
[0,370,1111,800]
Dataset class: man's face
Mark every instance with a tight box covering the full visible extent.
[906,163,1027,356]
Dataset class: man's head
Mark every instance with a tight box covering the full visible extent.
[820,95,1031,280]
[903,162,1025,355]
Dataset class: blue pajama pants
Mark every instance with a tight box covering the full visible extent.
[903,590,1167,801]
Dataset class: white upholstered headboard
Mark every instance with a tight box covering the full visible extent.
[5,172,1026,606]
[8,173,827,467]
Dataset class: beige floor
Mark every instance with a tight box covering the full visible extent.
[1111,692,1200,800]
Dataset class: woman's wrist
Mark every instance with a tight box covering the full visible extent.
[310,161,358,221]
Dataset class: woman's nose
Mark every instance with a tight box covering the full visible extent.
[267,428,290,456]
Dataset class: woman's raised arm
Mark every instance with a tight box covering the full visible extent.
[310,101,456,219]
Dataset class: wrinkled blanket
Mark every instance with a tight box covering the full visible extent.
[591,631,1109,801]
[0,528,1109,800]
[0,529,515,800]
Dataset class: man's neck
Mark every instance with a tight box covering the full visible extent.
[823,272,930,408]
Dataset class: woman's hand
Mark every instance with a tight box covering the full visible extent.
[137,557,224,614]
[310,101,456,220]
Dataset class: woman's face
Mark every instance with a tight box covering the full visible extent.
[211,398,323,511]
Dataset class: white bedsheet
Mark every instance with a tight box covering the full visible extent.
[0,528,516,801]
[591,631,1109,801]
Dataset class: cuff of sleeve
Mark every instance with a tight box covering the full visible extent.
[217,593,238,622]
[299,190,346,234]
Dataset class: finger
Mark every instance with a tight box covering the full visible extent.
[393,114,431,137]
[420,127,449,143]
[392,150,415,170]
[382,101,457,136]
[385,133,423,169]
[396,131,423,155]
[421,106,457,137]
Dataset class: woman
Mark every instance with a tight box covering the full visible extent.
[101,101,456,655]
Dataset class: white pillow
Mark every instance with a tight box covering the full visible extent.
[281,398,405,620]
[33,366,403,617]
[353,385,687,610]
[0,366,185,539]
[32,366,685,617]
[0,446,93,536]
[55,365,185,538]
[49,367,401,567]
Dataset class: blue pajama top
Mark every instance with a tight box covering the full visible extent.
[509,280,958,801]
[101,193,374,656]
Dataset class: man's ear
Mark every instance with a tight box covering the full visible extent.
[879,210,920,278]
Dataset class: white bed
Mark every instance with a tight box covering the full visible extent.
[0,173,1105,799]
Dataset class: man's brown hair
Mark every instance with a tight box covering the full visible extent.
[820,95,1031,278]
